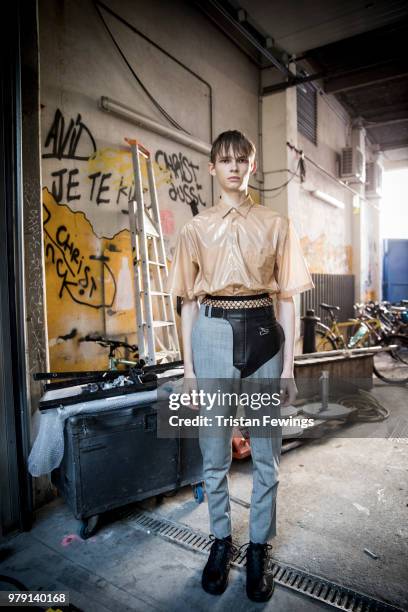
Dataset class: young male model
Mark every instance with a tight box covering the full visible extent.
[166,130,314,602]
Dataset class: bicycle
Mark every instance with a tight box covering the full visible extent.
[79,333,141,370]
[311,302,408,384]
[373,300,408,337]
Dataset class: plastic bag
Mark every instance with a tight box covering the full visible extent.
[27,368,185,477]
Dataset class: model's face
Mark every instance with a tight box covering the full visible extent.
[209,146,256,193]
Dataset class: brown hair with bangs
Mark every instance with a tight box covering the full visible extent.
[210,130,256,164]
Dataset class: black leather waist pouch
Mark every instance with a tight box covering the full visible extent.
[205,305,285,378]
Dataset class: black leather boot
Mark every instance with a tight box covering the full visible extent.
[202,535,236,595]
[246,542,275,602]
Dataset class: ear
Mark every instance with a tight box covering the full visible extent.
[208,161,216,177]
[250,158,257,174]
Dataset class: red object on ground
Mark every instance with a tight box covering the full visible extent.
[232,435,251,460]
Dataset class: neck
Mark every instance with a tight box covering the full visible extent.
[219,189,249,208]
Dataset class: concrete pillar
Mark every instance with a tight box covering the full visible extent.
[261,72,298,217]
[352,129,382,303]
[350,125,366,302]
[351,192,363,302]
[261,69,303,349]
[368,152,384,301]
[21,0,51,507]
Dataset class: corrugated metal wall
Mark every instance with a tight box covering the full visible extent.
[297,82,318,145]
[301,273,355,325]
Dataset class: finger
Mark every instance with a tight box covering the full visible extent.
[289,392,297,404]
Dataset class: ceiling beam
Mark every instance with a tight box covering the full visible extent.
[324,61,408,94]
[192,0,291,74]
[350,107,408,120]
[365,117,408,129]
[376,139,408,151]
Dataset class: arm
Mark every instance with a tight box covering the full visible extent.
[277,296,296,377]
[274,217,314,405]
[180,297,200,410]
[180,297,200,376]
[276,296,298,406]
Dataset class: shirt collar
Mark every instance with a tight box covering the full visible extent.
[216,194,255,219]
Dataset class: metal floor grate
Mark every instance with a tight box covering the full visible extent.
[120,507,404,612]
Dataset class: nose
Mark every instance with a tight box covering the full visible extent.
[230,158,238,171]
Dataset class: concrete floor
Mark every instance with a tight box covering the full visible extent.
[0,501,334,612]
[1,379,407,611]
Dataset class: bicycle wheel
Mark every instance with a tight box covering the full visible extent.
[373,334,408,384]
[315,329,337,352]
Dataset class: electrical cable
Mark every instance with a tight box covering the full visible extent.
[336,388,389,422]
[93,0,216,205]
[249,157,304,192]
[263,168,298,175]
[317,89,350,127]
[94,0,213,137]
[285,141,381,209]
[297,388,389,423]
[93,1,190,134]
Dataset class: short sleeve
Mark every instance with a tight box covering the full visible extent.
[165,224,199,300]
[274,217,315,298]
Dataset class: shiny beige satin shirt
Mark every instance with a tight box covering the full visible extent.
[165,194,315,300]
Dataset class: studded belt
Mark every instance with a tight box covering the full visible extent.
[201,293,274,309]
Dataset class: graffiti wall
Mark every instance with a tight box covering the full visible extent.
[38,0,261,371]
[41,108,210,371]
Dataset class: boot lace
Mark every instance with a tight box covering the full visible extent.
[240,541,274,573]
[206,535,238,570]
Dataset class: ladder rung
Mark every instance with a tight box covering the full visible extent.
[148,260,166,267]
[140,321,175,327]
[152,320,175,327]
[155,350,180,359]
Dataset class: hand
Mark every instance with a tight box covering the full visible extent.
[182,371,200,411]
[279,375,298,407]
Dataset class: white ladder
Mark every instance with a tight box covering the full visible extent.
[126,137,181,366]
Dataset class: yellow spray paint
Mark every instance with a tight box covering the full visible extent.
[43,188,137,371]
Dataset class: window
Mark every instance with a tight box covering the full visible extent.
[297,82,318,145]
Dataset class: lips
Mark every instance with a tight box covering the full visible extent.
[228,177,240,181]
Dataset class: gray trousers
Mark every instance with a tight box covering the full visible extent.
[191,304,284,543]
